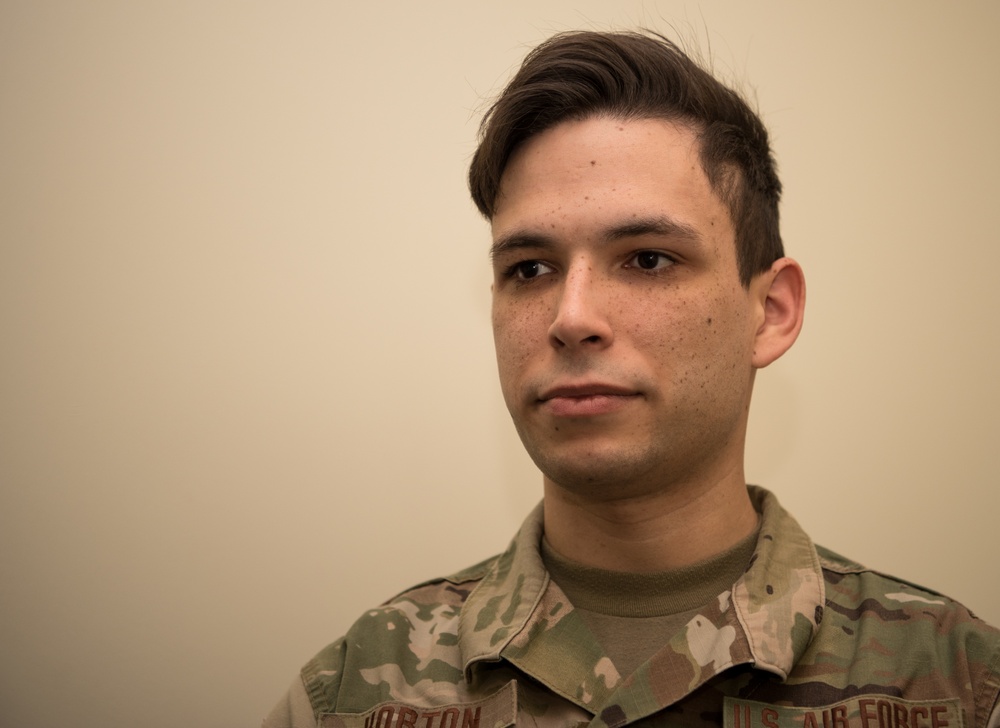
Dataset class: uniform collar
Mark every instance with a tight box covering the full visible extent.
[457,487,825,717]
[458,500,550,675]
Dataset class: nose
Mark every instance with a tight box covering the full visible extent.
[548,261,613,350]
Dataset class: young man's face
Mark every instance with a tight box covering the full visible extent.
[490,116,770,500]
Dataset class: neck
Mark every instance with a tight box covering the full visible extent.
[541,470,758,572]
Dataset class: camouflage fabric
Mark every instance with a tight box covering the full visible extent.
[286,487,1000,728]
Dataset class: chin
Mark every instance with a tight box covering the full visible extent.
[528,444,663,496]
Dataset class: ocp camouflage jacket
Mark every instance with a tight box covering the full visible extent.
[283,487,1000,728]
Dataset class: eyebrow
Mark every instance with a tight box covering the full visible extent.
[489,232,556,262]
[489,215,702,261]
[606,216,701,244]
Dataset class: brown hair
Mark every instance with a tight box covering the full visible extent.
[468,30,783,286]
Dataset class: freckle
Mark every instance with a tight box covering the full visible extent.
[706,317,712,325]
[590,160,596,165]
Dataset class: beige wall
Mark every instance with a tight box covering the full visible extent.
[1,2,997,726]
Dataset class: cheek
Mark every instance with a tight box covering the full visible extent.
[629,290,753,374]
[690,293,758,391]
[622,293,699,353]
[492,301,544,379]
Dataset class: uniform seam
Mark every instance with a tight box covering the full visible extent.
[380,566,497,606]
[974,643,1000,728]
[818,557,959,604]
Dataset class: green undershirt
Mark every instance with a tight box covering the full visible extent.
[541,527,759,679]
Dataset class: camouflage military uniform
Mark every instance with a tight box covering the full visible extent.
[267,487,1000,728]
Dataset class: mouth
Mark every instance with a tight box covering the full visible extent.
[537,383,640,417]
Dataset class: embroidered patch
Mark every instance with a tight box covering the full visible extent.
[723,696,964,728]
[319,681,517,728]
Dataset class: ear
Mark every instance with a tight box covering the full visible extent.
[750,257,805,368]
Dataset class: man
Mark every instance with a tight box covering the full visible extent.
[264,30,1000,728]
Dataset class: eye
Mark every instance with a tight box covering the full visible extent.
[626,251,674,271]
[509,260,556,280]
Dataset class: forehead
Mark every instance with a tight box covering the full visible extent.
[492,116,732,244]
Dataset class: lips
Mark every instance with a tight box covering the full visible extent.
[537,382,639,417]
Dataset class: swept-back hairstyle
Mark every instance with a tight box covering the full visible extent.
[468,31,784,286]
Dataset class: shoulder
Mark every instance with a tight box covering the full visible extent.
[384,553,500,606]
[811,545,1000,727]
[817,543,998,630]
[300,554,502,714]
[353,553,500,637]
